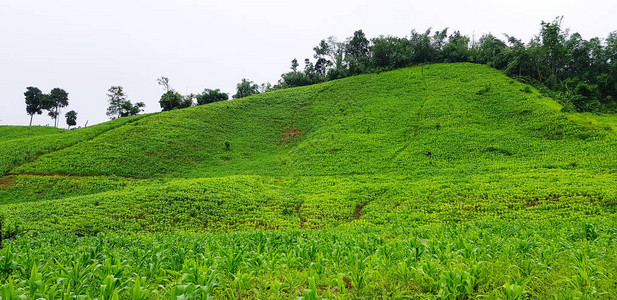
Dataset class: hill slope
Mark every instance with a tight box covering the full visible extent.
[2,63,617,234]
[2,63,617,299]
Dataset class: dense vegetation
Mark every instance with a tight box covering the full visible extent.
[272,18,617,113]
[2,63,617,298]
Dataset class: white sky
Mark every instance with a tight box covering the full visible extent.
[1,0,616,127]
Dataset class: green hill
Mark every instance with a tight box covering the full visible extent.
[2,63,616,232]
[1,63,616,299]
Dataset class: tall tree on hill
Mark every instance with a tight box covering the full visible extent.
[47,88,69,128]
[345,30,371,75]
[106,86,145,118]
[539,17,568,81]
[65,110,77,129]
[346,30,370,58]
[409,29,435,64]
[232,79,260,99]
[502,36,534,77]
[24,86,45,126]
[106,86,127,118]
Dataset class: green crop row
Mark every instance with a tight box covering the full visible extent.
[1,221,615,299]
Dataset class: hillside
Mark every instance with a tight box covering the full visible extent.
[2,63,616,233]
[1,63,617,298]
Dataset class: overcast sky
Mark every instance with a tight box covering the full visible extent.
[1,0,616,127]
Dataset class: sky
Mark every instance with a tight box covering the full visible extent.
[1,0,616,127]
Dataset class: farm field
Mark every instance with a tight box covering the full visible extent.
[1,63,617,299]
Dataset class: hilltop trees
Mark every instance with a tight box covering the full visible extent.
[24,87,45,126]
[155,76,230,109]
[65,110,77,129]
[157,77,192,111]
[46,88,69,128]
[24,87,69,127]
[272,18,617,112]
[160,91,191,111]
[278,58,326,88]
[106,86,145,119]
[233,79,260,99]
[474,34,508,69]
[196,89,228,105]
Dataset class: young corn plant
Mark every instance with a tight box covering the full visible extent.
[301,277,318,300]
[438,268,474,300]
[501,281,529,300]
[129,276,149,300]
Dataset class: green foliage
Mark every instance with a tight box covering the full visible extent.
[65,110,77,128]
[232,79,259,99]
[282,19,617,112]
[47,88,69,128]
[196,89,229,105]
[1,64,617,298]
[159,91,191,111]
[24,87,45,126]
[106,86,145,118]
[0,223,614,298]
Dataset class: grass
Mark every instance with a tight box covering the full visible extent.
[0,126,64,142]
[1,63,617,298]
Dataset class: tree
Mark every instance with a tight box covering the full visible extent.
[232,79,260,99]
[539,17,568,80]
[157,76,171,92]
[106,86,145,118]
[474,34,507,69]
[280,58,323,88]
[65,110,77,129]
[502,36,534,77]
[409,29,436,64]
[159,91,191,111]
[24,86,45,126]
[443,31,471,62]
[346,30,370,58]
[371,36,413,70]
[182,94,195,107]
[47,88,69,128]
[156,77,191,111]
[119,101,145,117]
[315,37,345,68]
[345,30,371,75]
[106,86,127,118]
[196,89,229,105]
[290,58,299,72]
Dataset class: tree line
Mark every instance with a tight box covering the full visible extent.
[153,76,261,112]
[24,17,617,126]
[271,17,617,112]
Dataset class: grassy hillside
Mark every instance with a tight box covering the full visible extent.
[1,63,616,299]
[3,63,616,233]
[11,64,617,179]
[0,126,64,142]
[0,114,149,176]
